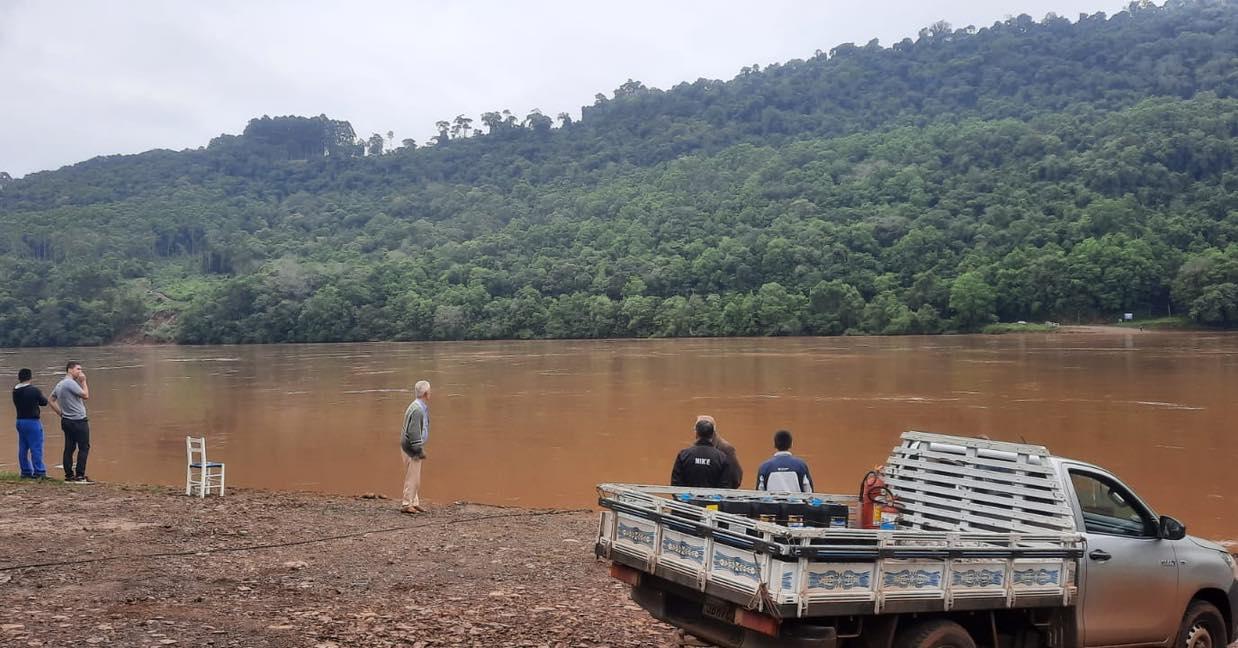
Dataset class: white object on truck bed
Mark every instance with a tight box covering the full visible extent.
[886,431,1078,534]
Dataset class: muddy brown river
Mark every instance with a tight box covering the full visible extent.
[2,331,1235,540]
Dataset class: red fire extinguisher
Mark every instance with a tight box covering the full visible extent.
[860,466,900,529]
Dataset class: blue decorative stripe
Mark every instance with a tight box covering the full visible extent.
[882,569,942,589]
[616,522,655,547]
[1012,568,1060,586]
[951,569,1004,587]
[661,536,705,564]
[808,570,872,591]
[712,551,760,580]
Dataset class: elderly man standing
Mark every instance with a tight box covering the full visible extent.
[399,380,431,514]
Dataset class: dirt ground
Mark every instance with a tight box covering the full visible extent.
[0,480,677,647]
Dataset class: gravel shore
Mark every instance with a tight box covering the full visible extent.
[0,479,674,647]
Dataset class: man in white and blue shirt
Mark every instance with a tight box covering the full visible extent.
[755,429,814,493]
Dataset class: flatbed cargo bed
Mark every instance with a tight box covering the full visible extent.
[597,484,1082,619]
[594,433,1084,620]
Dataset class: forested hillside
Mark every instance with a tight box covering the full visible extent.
[1,0,1236,346]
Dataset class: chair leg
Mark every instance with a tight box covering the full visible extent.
[199,468,206,499]
[219,465,225,496]
[186,465,192,496]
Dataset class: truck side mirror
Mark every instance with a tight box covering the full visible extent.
[1159,515,1186,540]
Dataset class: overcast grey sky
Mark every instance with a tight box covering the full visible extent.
[1,0,1127,177]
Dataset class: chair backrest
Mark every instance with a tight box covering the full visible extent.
[186,436,207,464]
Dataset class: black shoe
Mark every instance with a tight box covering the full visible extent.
[64,475,76,482]
[74,476,93,484]
[19,474,34,479]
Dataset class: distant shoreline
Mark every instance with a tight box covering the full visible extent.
[4,320,1227,350]
[983,316,1208,335]
[1057,324,1152,334]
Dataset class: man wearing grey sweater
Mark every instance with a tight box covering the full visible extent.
[399,380,431,514]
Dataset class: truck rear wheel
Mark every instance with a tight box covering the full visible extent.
[1177,600,1226,648]
[894,620,977,648]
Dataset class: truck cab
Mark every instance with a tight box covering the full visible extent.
[1052,457,1238,648]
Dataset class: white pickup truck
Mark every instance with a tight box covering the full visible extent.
[595,432,1238,648]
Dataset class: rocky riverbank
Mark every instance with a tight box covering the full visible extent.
[0,479,674,647]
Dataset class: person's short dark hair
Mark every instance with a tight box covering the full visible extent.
[66,361,80,372]
[18,368,32,382]
[774,429,793,452]
[695,419,715,439]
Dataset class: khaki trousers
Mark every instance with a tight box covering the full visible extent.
[401,452,423,509]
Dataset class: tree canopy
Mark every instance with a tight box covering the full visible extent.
[0,0,1236,346]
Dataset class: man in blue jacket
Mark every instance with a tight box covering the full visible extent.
[755,429,814,493]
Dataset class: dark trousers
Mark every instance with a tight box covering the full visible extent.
[61,418,90,479]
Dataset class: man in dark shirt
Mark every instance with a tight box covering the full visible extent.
[697,414,743,488]
[12,368,49,479]
[670,419,731,488]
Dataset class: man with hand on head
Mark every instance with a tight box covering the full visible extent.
[49,361,91,483]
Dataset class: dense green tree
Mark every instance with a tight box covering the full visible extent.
[451,115,473,139]
[862,291,915,335]
[949,272,998,331]
[1189,283,1238,326]
[1173,246,1238,311]
[297,286,356,342]
[366,134,384,156]
[752,282,805,336]
[1,2,1237,346]
[808,280,865,334]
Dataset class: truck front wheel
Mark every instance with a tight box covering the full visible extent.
[894,620,977,648]
[1177,601,1226,648]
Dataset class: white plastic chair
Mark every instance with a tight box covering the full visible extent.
[185,436,226,497]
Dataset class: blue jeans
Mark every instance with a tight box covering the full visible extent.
[16,419,46,477]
